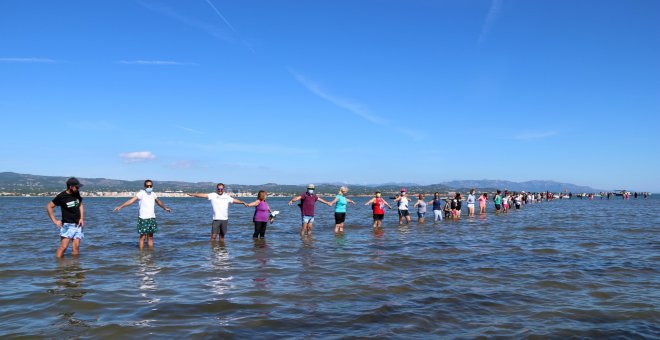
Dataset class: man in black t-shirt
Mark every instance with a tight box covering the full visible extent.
[46,177,85,258]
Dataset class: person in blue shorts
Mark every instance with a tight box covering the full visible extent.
[46,177,85,258]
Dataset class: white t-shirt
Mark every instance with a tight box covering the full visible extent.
[399,196,409,210]
[136,190,157,219]
[208,192,235,220]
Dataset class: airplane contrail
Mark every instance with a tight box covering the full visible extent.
[204,0,237,33]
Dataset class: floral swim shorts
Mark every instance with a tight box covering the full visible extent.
[137,218,158,235]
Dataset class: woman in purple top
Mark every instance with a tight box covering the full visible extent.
[247,190,272,238]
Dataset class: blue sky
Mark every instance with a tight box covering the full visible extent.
[1,0,659,191]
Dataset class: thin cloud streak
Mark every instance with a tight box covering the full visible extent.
[291,72,385,125]
[515,131,558,140]
[119,60,197,65]
[291,71,425,140]
[138,1,232,41]
[172,140,316,156]
[0,57,56,63]
[478,0,503,46]
[175,125,205,134]
[204,0,237,33]
[203,0,255,53]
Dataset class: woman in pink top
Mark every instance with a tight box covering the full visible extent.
[478,193,488,214]
[246,190,272,238]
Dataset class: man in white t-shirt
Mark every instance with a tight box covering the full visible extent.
[189,183,247,241]
[114,179,172,249]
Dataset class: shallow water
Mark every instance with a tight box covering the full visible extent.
[1,196,658,338]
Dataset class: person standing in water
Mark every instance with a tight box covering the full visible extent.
[467,189,476,217]
[413,194,427,224]
[326,186,356,234]
[364,191,392,228]
[114,179,172,249]
[493,190,502,213]
[478,193,488,214]
[246,190,272,239]
[450,193,463,219]
[502,191,510,213]
[429,192,444,222]
[393,188,412,225]
[188,183,248,241]
[289,184,332,237]
[46,177,85,258]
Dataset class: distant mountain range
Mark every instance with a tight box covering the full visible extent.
[0,172,601,195]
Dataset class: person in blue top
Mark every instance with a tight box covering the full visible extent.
[326,186,356,234]
[428,192,444,222]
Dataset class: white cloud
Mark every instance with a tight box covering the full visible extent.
[515,131,558,140]
[120,151,157,163]
[119,60,197,65]
[0,57,56,63]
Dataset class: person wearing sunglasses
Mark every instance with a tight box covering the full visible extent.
[188,183,248,241]
[114,179,172,249]
[46,177,85,258]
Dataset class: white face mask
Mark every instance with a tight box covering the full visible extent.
[307,189,314,194]
[145,188,153,193]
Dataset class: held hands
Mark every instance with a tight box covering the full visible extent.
[243,202,248,207]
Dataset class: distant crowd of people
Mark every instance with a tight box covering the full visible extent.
[46,177,649,258]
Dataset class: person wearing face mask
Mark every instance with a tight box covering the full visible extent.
[114,179,172,249]
[46,177,85,258]
[393,188,412,225]
[288,184,332,238]
[188,183,248,241]
[364,191,392,229]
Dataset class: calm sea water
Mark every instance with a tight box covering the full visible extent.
[1,196,658,338]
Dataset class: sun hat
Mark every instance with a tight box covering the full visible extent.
[307,184,315,189]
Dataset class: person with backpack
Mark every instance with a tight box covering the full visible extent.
[288,184,332,237]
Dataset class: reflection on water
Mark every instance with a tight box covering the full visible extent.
[208,242,232,297]
[135,250,161,304]
[50,257,86,300]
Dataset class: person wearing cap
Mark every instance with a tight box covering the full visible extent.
[46,177,85,258]
[113,179,172,249]
[187,183,248,241]
[364,191,392,228]
[288,184,332,237]
[392,188,412,225]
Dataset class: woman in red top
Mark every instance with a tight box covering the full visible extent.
[364,191,392,228]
